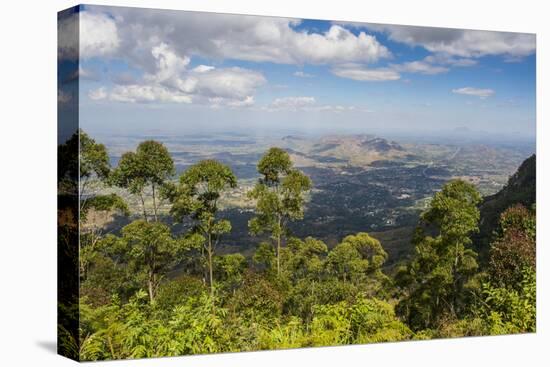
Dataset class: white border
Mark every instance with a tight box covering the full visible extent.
[0,1,546,366]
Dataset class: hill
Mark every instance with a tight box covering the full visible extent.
[475,154,536,260]
[282,134,408,167]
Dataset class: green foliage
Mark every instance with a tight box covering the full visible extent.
[80,130,110,181]
[78,130,128,221]
[258,296,412,349]
[169,159,237,229]
[283,237,328,281]
[257,147,292,185]
[110,140,174,221]
[164,295,233,355]
[310,297,412,346]
[257,317,305,350]
[253,242,276,275]
[84,194,130,217]
[154,276,207,313]
[476,155,535,260]
[327,233,387,285]
[120,220,190,302]
[478,266,536,334]
[435,317,486,338]
[214,253,247,293]
[167,159,237,294]
[327,242,369,282]
[80,291,237,361]
[111,140,175,193]
[478,204,536,335]
[488,205,536,288]
[496,204,536,239]
[76,138,537,360]
[421,179,482,245]
[230,272,284,325]
[80,247,139,306]
[397,180,482,330]
[249,148,312,276]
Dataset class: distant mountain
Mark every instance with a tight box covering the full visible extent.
[361,137,405,152]
[282,135,306,141]
[305,135,407,166]
[475,154,536,261]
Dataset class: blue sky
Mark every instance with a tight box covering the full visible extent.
[58,5,536,139]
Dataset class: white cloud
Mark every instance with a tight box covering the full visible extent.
[332,52,478,81]
[331,64,401,81]
[318,105,362,113]
[79,11,120,59]
[287,25,391,64]
[367,24,535,58]
[265,96,362,113]
[423,54,477,67]
[88,87,107,100]
[147,43,190,85]
[86,7,391,68]
[269,96,316,110]
[294,71,314,78]
[109,85,193,103]
[92,43,266,106]
[214,96,256,108]
[452,87,495,99]
[192,67,266,100]
[392,60,449,75]
[192,65,216,73]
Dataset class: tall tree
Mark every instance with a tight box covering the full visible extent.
[167,159,237,295]
[79,129,128,219]
[248,148,312,276]
[396,180,481,330]
[120,220,189,303]
[110,140,174,222]
[78,130,129,281]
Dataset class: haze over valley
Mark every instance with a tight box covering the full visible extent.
[92,130,533,263]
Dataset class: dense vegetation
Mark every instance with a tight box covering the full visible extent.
[475,154,536,261]
[63,131,536,361]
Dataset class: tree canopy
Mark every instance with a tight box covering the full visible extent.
[70,133,536,361]
[167,159,237,295]
[111,140,174,221]
[248,148,312,276]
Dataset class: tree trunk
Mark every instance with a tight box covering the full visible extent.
[454,241,460,267]
[452,240,460,316]
[139,192,148,222]
[201,245,206,285]
[276,216,282,277]
[148,270,155,303]
[79,177,89,214]
[152,184,158,222]
[277,233,281,277]
[208,234,214,296]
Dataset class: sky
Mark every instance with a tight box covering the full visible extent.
[58,5,536,140]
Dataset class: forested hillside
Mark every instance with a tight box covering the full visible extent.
[475,154,536,261]
[59,130,536,361]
